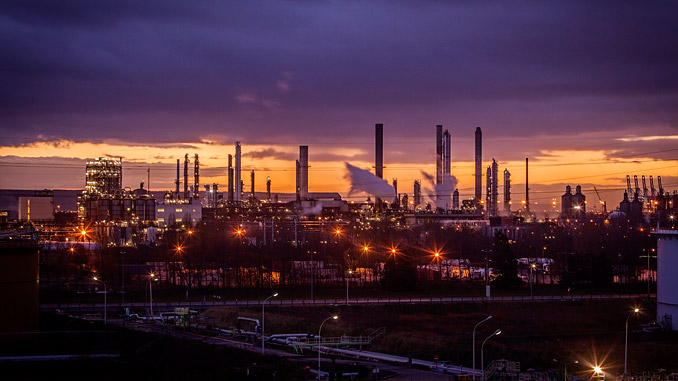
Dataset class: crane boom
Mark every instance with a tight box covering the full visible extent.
[642,175,648,199]
[626,175,633,196]
[650,176,656,198]
[594,186,607,215]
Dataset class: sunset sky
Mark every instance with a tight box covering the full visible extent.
[1,1,677,213]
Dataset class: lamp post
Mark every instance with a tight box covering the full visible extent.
[148,273,157,317]
[92,276,106,324]
[553,359,578,381]
[481,329,501,381]
[472,316,492,381]
[346,270,352,305]
[530,263,535,299]
[625,308,640,374]
[261,292,278,355]
[318,315,338,376]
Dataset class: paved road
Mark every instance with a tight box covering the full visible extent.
[42,293,654,313]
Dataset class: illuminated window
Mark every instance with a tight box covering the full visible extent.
[157,208,164,212]
[175,208,183,213]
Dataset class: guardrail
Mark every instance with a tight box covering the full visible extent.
[42,293,654,313]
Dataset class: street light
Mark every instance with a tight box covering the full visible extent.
[553,359,578,381]
[472,316,493,381]
[92,276,107,324]
[148,272,157,317]
[318,315,339,376]
[530,263,536,299]
[346,270,353,305]
[481,329,501,381]
[625,308,640,374]
[261,292,279,355]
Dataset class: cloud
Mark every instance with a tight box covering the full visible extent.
[243,148,296,161]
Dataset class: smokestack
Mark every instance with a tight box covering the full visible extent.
[475,127,482,204]
[443,129,451,175]
[392,178,398,204]
[266,177,271,201]
[375,123,383,178]
[453,189,459,209]
[250,170,255,199]
[436,125,443,185]
[491,159,498,217]
[204,184,210,207]
[525,157,530,214]
[227,154,234,203]
[295,159,300,201]
[504,169,511,214]
[175,159,180,199]
[213,183,218,208]
[194,154,199,200]
[299,145,308,199]
[235,142,242,203]
[184,154,189,200]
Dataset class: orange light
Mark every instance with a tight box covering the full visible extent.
[81,230,86,236]
[187,230,193,235]
[434,252,440,257]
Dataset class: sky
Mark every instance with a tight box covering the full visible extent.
[1,0,677,213]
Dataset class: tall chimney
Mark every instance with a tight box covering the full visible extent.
[250,170,255,199]
[212,183,218,208]
[183,153,189,200]
[504,169,511,214]
[295,159,300,201]
[194,154,199,200]
[175,159,180,199]
[227,154,234,202]
[453,189,459,209]
[235,142,242,203]
[443,129,451,176]
[266,177,271,201]
[375,123,383,178]
[299,145,309,199]
[525,157,530,214]
[475,127,482,204]
[436,125,443,185]
[204,184,210,207]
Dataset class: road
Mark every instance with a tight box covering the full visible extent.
[42,293,653,313]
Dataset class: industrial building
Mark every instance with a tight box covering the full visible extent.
[77,157,156,226]
[560,185,586,218]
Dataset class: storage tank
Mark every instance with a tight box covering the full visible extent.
[653,229,678,330]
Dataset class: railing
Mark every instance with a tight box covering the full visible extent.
[290,327,385,347]
[41,294,655,313]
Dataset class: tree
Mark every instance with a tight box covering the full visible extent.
[491,232,521,288]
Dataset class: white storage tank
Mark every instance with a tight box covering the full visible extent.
[653,229,678,330]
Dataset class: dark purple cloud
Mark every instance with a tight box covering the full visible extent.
[1,0,677,150]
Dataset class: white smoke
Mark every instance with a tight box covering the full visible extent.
[421,171,458,209]
[345,162,395,200]
[302,202,323,215]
